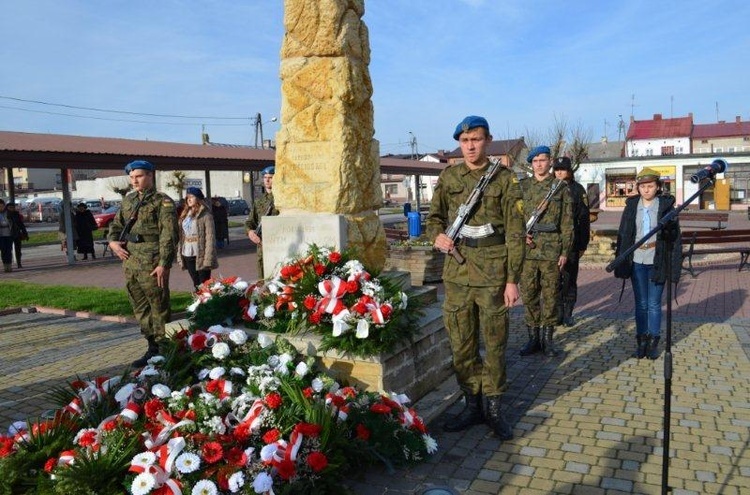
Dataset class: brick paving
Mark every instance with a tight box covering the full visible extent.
[1,211,750,494]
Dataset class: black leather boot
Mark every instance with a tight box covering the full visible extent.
[646,336,661,360]
[485,396,513,440]
[519,326,541,356]
[541,326,560,357]
[563,303,575,327]
[443,393,483,432]
[634,335,648,359]
[131,337,160,368]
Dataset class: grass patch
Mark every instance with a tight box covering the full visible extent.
[24,230,107,247]
[0,280,193,317]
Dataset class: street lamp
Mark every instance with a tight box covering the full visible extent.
[254,113,278,148]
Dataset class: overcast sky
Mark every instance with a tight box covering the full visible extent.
[1,0,748,156]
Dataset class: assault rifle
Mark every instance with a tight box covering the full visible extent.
[525,179,564,249]
[255,200,275,239]
[443,157,503,264]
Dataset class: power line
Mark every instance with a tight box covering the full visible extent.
[0,95,252,120]
[0,105,251,126]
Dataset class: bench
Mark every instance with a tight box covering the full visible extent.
[384,227,409,242]
[96,240,113,257]
[680,211,729,230]
[681,229,750,277]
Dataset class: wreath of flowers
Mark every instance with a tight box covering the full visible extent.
[0,326,436,494]
[188,245,423,358]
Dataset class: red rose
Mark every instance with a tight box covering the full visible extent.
[201,441,224,464]
[276,459,296,480]
[356,423,371,441]
[346,280,359,293]
[380,304,393,320]
[328,252,342,264]
[189,333,207,351]
[307,451,329,472]
[264,392,283,409]
[352,301,367,315]
[263,428,280,444]
[327,394,345,408]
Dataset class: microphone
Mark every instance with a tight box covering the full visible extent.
[690,158,728,183]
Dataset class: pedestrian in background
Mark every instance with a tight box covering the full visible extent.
[426,115,525,440]
[0,199,16,272]
[6,202,28,269]
[108,160,178,368]
[177,187,218,289]
[519,146,573,358]
[553,157,590,327]
[614,168,682,360]
[58,206,78,258]
[74,202,98,260]
[211,197,229,249]
[245,165,278,279]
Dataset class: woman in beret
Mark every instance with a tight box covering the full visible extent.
[177,187,218,289]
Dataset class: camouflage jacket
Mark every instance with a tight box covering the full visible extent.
[244,192,278,233]
[425,162,525,287]
[107,187,178,269]
[519,174,573,261]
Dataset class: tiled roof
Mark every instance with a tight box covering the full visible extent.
[626,114,693,140]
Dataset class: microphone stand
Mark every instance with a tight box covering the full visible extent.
[606,177,716,495]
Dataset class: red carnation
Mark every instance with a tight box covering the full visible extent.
[328,251,342,264]
[43,457,57,473]
[263,428,281,444]
[356,423,371,441]
[264,392,283,409]
[303,387,314,398]
[221,276,238,285]
[276,459,296,480]
[346,280,359,293]
[226,446,248,467]
[303,295,317,310]
[295,422,322,437]
[341,386,358,398]
[0,438,14,457]
[352,301,367,315]
[101,420,117,432]
[77,430,97,447]
[314,263,326,276]
[370,403,392,414]
[307,451,329,472]
[308,312,322,324]
[144,398,165,419]
[201,441,224,464]
[233,422,251,442]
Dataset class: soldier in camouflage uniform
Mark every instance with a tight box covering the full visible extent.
[426,116,525,440]
[553,157,590,327]
[108,160,178,368]
[245,165,278,279]
[519,146,573,358]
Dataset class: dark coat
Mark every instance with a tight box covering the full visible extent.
[567,180,591,253]
[614,194,682,283]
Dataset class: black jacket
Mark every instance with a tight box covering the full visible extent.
[614,194,682,283]
[568,180,591,253]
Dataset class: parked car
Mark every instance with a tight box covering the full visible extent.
[227,198,250,216]
[94,205,120,231]
[24,198,62,223]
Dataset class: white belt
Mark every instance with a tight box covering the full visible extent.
[459,224,495,239]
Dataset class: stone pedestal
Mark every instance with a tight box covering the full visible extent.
[384,246,445,285]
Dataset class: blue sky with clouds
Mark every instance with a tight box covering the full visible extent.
[1,0,748,156]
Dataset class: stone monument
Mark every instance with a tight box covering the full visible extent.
[263,0,386,274]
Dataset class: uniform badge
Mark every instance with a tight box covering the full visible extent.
[461,123,469,132]
[516,200,524,214]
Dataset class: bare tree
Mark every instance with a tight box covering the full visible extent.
[165,171,188,199]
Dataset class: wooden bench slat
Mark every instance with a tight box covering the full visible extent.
[680,228,750,277]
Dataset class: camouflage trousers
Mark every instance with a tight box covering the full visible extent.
[443,281,509,397]
[521,258,561,327]
[125,267,171,341]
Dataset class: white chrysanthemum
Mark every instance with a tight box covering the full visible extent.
[229,367,246,376]
[131,472,156,495]
[423,434,438,454]
[191,479,218,495]
[228,471,245,492]
[130,451,156,468]
[277,352,294,370]
[257,333,274,348]
[311,377,324,393]
[259,375,280,392]
[253,472,274,493]
[295,361,309,377]
[263,305,275,318]
[151,384,171,399]
[175,451,201,474]
[208,367,226,379]
[233,280,249,291]
[212,342,231,360]
[229,329,248,345]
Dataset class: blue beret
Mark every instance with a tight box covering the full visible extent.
[186,187,205,199]
[453,115,490,140]
[261,165,275,175]
[124,160,155,174]
[526,145,551,163]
